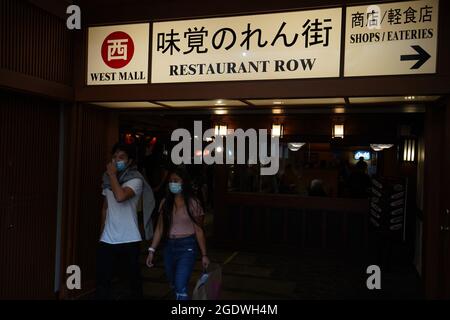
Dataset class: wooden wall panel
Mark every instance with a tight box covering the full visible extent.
[0,0,73,85]
[0,89,60,299]
[423,101,446,298]
[76,106,109,291]
[60,104,118,299]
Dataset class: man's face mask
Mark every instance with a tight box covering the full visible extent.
[169,182,183,194]
[115,160,127,171]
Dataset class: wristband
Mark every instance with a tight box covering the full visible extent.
[148,247,156,253]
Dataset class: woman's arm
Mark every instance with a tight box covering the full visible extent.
[146,212,163,268]
[150,213,164,250]
[194,222,207,256]
[192,199,207,256]
[194,221,210,269]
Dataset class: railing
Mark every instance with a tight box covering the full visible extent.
[213,192,370,252]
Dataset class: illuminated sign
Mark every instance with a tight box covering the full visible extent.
[354,151,371,160]
[344,0,438,76]
[151,8,342,83]
[87,23,149,85]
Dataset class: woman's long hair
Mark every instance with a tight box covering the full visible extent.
[160,166,202,240]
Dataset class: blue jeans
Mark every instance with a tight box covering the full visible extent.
[163,235,198,300]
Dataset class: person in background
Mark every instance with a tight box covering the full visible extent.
[97,143,155,300]
[143,139,168,212]
[308,179,327,197]
[146,166,210,300]
[356,156,368,174]
[279,163,298,194]
[348,157,371,198]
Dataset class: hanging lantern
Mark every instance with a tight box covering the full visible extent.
[271,124,284,138]
[332,124,344,139]
[124,133,134,144]
[214,124,228,136]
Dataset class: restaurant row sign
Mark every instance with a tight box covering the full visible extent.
[87,0,438,85]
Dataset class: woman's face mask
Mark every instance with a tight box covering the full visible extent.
[169,182,183,194]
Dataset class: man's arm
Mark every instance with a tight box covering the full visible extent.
[109,174,136,202]
[106,162,136,202]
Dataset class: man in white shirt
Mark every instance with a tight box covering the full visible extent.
[96,143,147,300]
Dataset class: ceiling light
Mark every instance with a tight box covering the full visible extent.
[370,144,394,151]
[215,99,226,106]
[214,109,228,115]
[288,142,306,151]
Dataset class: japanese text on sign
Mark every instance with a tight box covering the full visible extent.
[151,8,342,83]
[344,0,438,77]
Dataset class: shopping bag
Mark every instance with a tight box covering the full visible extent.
[192,263,222,300]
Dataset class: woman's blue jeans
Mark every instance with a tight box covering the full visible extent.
[163,235,198,300]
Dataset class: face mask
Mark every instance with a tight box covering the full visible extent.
[115,160,127,172]
[169,182,182,194]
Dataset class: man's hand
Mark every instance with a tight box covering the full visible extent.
[107,161,117,176]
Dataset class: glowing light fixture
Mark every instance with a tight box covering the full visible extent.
[214,109,228,115]
[370,144,394,151]
[371,145,383,152]
[402,139,416,162]
[194,149,203,157]
[332,124,344,139]
[215,99,226,106]
[214,124,228,136]
[288,142,306,151]
[271,124,283,138]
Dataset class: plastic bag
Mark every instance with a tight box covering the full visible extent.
[192,263,222,300]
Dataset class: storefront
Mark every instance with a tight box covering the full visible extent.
[1,0,449,299]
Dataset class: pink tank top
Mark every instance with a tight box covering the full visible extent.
[160,199,204,236]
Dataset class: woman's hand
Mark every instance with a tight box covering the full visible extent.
[202,255,210,270]
[146,252,154,268]
[106,161,117,176]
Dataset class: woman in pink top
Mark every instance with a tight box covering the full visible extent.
[146,166,210,300]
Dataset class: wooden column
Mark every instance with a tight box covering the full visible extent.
[422,98,449,299]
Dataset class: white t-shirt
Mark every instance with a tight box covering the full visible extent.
[100,178,143,244]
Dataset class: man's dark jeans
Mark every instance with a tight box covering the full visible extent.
[96,241,143,300]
